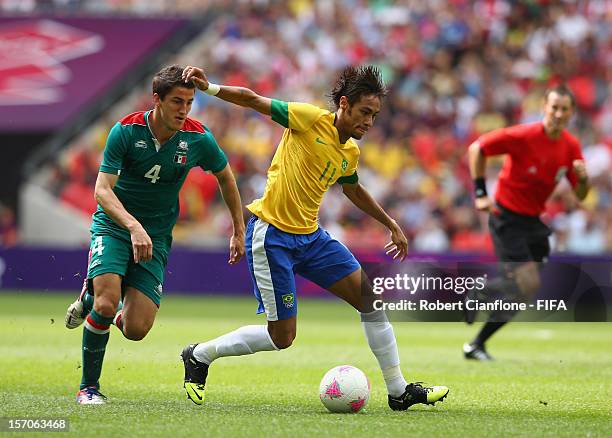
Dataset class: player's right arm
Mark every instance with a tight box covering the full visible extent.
[468,140,492,212]
[94,172,152,263]
[468,126,520,212]
[97,123,152,263]
[182,66,271,115]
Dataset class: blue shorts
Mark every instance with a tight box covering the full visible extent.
[245,216,361,321]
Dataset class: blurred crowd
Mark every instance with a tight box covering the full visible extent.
[0,0,220,16]
[37,0,612,253]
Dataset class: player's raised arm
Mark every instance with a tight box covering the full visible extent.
[213,164,246,265]
[341,181,408,262]
[182,66,271,115]
[468,140,492,212]
[94,172,152,263]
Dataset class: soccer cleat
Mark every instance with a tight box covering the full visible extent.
[65,279,91,329]
[76,386,107,404]
[388,383,449,411]
[181,344,209,405]
[463,343,494,361]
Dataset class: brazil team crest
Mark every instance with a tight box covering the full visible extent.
[281,293,295,308]
[341,159,348,174]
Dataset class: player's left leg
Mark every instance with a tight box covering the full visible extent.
[465,211,532,360]
[466,216,550,360]
[181,216,292,405]
[325,269,449,410]
[113,235,168,339]
[296,230,449,410]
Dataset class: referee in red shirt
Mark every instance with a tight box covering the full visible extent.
[463,85,590,360]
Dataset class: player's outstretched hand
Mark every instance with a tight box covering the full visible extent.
[572,159,588,181]
[228,234,245,265]
[385,221,408,262]
[475,196,493,212]
[182,66,209,91]
[130,225,153,263]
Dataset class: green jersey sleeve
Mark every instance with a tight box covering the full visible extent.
[271,99,327,132]
[197,131,228,173]
[100,123,128,175]
[337,171,359,185]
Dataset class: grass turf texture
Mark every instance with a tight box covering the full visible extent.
[0,291,610,437]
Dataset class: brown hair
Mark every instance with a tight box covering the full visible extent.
[152,65,194,100]
[544,84,576,108]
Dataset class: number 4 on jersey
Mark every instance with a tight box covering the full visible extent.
[144,165,161,184]
[91,236,104,257]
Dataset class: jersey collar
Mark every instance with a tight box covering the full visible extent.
[145,110,178,152]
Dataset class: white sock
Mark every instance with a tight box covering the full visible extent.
[361,309,408,397]
[193,325,279,365]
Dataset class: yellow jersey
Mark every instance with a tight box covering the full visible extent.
[247,100,360,234]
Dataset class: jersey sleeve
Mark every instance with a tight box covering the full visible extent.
[99,123,128,175]
[565,138,584,188]
[479,125,526,156]
[337,149,360,185]
[271,99,326,132]
[197,131,228,173]
[336,171,359,185]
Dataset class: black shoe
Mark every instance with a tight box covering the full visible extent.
[388,383,449,411]
[463,343,494,361]
[181,344,209,405]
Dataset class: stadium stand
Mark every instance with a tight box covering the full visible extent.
[11,0,612,253]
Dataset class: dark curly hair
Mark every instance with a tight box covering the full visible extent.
[152,65,195,100]
[328,65,387,110]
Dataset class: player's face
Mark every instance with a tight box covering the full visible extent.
[543,92,573,135]
[343,94,381,139]
[154,86,195,132]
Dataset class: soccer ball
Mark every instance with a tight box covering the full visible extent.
[319,365,370,413]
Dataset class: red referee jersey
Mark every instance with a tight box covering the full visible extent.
[479,122,583,216]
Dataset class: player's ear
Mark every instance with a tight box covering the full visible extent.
[153,93,162,107]
[339,96,349,110]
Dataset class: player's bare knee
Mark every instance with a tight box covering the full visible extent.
[271,332,295,350]
[124,331,146,341]
[93,298,117,318]
[122,324,150,341]
[268,326,296,350]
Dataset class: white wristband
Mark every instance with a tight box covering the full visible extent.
[205,83,220,96]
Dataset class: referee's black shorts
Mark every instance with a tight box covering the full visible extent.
[488,202,551,267]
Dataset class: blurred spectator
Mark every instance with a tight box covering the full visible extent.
[0,202,18,247]
[32,0,612,254]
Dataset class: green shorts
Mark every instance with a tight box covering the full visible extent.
[86,232,171,306]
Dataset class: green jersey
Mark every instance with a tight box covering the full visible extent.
[91,110,227,238]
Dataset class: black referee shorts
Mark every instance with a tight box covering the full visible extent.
[488,203,551,266]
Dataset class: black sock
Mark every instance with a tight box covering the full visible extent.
[472,321,507,347]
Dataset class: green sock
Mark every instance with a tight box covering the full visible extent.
[80,309,113,390]
[82,293,94,315]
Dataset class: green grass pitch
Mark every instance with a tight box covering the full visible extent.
[0,291,610,437]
